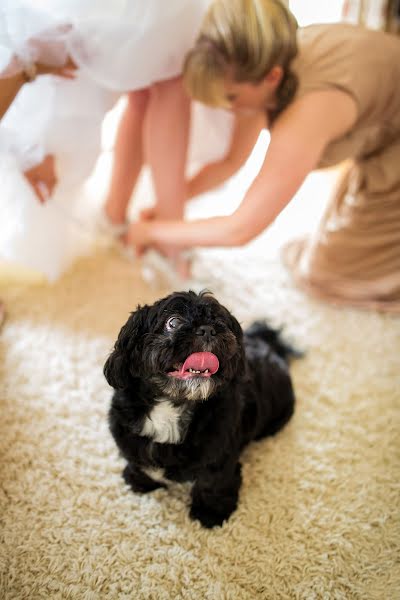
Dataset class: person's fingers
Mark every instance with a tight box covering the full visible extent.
[64,55,78,70]
[57,55,78,78]
[57,71,76,79]
[58,68,76,79]
[120,231,143,256]
[47,156,57,187]
[122,227,148,257]
[46,177,57,195]
[38,55,78,79]
[29,179,48,203]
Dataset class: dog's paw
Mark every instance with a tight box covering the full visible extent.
[122,465,165,494]
[189,502,233,528]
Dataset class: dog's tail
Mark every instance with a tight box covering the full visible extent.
[244,321,303,362]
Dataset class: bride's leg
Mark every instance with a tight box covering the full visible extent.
[144,76,190,220]
[143,77,191,276]
[104,89,150,225]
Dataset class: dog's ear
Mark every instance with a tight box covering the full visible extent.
[225,309,247,375]
[225,310,243,340]
[104,305,150,389]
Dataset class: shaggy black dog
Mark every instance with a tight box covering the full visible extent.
[104,291,297,528]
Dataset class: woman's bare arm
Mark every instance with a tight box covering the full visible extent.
[0,57,76,120]
[127,88,357,249]
[0,70,28,120]
[187,110,266,198]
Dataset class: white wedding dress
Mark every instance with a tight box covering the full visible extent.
[0,0,233,280]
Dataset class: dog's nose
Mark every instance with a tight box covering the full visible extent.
[196,325,216,337]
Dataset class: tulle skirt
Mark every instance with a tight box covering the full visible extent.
[0,0,233,280]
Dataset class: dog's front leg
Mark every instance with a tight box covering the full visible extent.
[190,462,242,528]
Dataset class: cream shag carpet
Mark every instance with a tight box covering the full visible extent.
[1,172,400,600]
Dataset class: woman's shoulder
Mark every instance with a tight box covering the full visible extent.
[296,23,398,67]
[291,23,400,129]
[298,22,391,47]
[293,22,400,97]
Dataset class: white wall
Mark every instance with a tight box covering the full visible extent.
[289,0,344,25]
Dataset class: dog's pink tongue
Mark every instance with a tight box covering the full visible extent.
[181,352,219,376]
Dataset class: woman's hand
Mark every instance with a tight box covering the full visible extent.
[126,218,192,279]
[23,154,57,202]
[126,216,178,256]
[125,220,154,254]
[124,212,239,251]
[135,205,189,258]
[129,206,157,256]
[25,22,78,80]
[36,56,77,80]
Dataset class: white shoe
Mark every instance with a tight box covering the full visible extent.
[95,209,129,244]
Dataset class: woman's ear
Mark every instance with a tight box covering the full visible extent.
[265,65,284,86]
[103,305,150,389]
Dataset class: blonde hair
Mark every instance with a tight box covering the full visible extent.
[183,0,298,109]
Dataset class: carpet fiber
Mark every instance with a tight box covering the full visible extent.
[1,163,400,599]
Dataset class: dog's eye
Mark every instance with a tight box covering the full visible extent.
[166,316,183,331]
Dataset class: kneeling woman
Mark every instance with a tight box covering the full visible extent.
[127,0,400,313]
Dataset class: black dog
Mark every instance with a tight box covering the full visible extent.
[104,291,297,528]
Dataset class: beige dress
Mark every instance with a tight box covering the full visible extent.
[283,24,400,313]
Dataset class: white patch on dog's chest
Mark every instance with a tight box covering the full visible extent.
[140,399,185,444]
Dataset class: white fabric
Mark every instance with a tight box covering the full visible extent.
[0,72,116,281]
[48,0,210,91]
[0,0,69,75]
[0,0,234,281]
